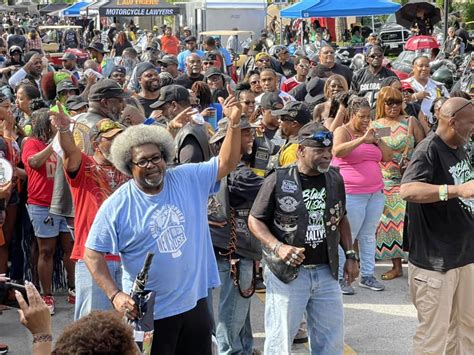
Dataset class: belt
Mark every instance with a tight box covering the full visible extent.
[301,264,326,269]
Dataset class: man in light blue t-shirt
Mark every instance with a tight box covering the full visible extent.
[177,36,205,72]
[84,96,243,354]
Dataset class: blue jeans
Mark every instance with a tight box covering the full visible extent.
[74,260,123,320]
[264,265,344,355]
[338,192,385,279]
[216,256,254,355]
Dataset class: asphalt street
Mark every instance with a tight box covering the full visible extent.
[0,261,418,354]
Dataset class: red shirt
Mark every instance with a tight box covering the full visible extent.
[161,35,180,55]
[66,154,129,261]
[281,76,303,93]
[22,138,57,207]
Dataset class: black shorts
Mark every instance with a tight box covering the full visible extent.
[151,297,212,355]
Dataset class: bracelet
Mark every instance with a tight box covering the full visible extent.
[229,121,241,129]
[439,184,448,201]
[32,334,52,344]
[109,289,121,305]
[272,241,283,255]
[345,249,356,256]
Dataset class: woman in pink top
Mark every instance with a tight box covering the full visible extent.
[332,97,393,295]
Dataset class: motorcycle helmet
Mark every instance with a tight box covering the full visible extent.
[432,67,453,90]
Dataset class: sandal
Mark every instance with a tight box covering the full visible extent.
[381,269,403,280]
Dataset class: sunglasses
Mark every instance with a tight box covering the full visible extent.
[241,100,256,105]
[298,64,310,69]
[368,54,383,59]
[250,80,260,85]
[385,99,403,107]
[203,61,214,65]
[300,131,333,146]
[258,58,270,63]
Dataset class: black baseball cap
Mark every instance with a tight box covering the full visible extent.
[66,95,88,111]
[272,101,312,125]
[203,52,217,61]
[184,36,197,43]
[88,79,130,101]
[61,52,77,61]
[260,92,283,110]
[298,122,333,148]
[158,55,178,66]
[136,62,157,79]
[149,85,190,109]
[109,66,126,76]
[204,67,224,79]
[56,80,79,94]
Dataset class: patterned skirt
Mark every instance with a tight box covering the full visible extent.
[376,184,407,260]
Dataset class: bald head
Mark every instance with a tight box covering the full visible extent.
[439,97,473,120]
[438,97,474,147]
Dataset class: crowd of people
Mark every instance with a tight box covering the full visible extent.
[0,10,472,355]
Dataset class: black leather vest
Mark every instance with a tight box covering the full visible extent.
[209,177,262,261]
[174,123,211,163]
[263,165,346,283]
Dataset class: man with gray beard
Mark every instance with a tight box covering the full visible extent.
[249,122,359,355]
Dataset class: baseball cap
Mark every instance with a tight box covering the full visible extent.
[183,26,191,31]
[109,66,126,76]
[255,52,271,62]
[149,85,190,109]
[248,39,264,56]
[90,118,124,141]
[66,95,88,111]
[271,101,312,125]
[184,36,196,43]
[209,116,258,144]
[204,67,224,79]
[401,81,415,93]
[260,92,283,110]
[298,122,333,148]
[56,80,79,94]
[136,62,157,79]
[61,52,77,61]
[88,79,130,101]
[158,55,178,66]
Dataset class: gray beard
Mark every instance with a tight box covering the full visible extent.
[317,165,330,174]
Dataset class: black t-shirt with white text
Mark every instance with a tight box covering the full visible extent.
[250,171,329,265]
[401,133,474,272]
[351,66,397,107]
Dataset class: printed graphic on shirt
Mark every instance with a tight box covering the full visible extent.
[449,159,474,213]
[150,204,187,258]
[303,187,326,248]
[277,196,300,212]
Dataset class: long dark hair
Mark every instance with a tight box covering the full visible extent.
[31,108,54,143]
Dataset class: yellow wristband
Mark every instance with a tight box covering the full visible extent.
[439,184,448,201]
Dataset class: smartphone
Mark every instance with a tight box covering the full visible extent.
[1,282,28,308]
[375,127,391,137]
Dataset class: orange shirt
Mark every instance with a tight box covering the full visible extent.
[161,35,180,55]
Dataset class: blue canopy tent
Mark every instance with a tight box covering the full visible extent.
[63,1,90,17]
[280,0,400,18]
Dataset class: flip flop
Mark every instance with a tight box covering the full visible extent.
[381,270,403,280]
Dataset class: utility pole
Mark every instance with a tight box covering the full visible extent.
[443,0,449,43]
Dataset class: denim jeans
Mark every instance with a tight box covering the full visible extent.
[216,256,254,355]
[338,192,385,279]
[74,260,123,320]
[264,265,343,355]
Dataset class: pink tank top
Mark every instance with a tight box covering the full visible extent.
[332,127,384,194]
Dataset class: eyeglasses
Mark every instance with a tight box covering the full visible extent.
[250,80,260,85]
[131,155,163,168]
[241,100,256,105]
[300,131,334,146]
[203,61,214,65]
[450,100,473,118]
[368,54,383,59]
[258,58,270,63]
[384,99,403,107]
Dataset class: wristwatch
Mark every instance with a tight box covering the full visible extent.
[345,249,359,261]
